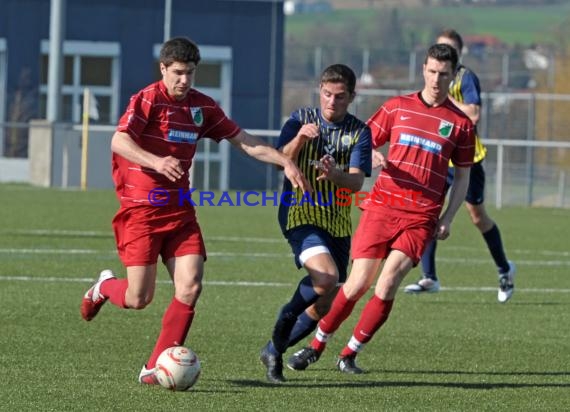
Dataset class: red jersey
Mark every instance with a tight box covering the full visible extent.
[364,92,475,218]
[112,80,240,207]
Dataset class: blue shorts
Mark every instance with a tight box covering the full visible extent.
[285,225,350,283]
[447,161,486,205]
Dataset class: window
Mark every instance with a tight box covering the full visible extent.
[39,40,120,124]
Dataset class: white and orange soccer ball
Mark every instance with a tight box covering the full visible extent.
[155,346,201,391]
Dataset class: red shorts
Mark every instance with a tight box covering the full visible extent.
[351,208,436,265]
[112,206,206,267]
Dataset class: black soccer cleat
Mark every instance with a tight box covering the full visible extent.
[336,354,364,374]
[260,341,285,384]
[287,347,321,371]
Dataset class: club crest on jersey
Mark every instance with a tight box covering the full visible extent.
[190,107,204,126]
[341,135,352,147]
[438,120,453,138]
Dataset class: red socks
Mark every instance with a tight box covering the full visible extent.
[310,287,358,353]
[146,298,195,368]
[99,279,196,369]
[340,295,394,358]
[100,278,129,308]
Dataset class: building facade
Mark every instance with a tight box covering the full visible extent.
[0,0,284,189]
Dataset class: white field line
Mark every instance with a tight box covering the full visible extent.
[1,247,570,267]
[0,276,288,288]
[2,229,570,257]
[0,248,288,258]
[0,229,283,244]
[0,275,568,293]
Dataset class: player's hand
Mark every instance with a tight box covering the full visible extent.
[298,124,320,141]
[372,150,387,169]
[154,156,184,182]
[316,154,337,181]
[283,160,312,193]
[435,219,451,240]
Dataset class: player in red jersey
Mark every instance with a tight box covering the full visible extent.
[289,43,475,373]
[405,29,516,302]
[79,37,310,385]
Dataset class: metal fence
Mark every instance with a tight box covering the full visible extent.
[2,40,570,206]
[285,46,557,91]
[361,139,570,209]
[1,122,570,209]
[283,45,570,154]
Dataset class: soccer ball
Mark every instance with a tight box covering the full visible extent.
[155,346,201,391]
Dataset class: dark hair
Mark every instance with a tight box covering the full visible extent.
[159,37,201,67]
[425,43,458,73]
[438,29,464,54]
[320,64,356,95]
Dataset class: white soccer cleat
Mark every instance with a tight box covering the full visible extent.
[138,365,159,386]
[498,261,516,303]
[80,269,116,321]
[404,277,440,294]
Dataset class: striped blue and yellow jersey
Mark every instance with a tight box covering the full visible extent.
[277,107,372,237]
[450,65,486,163]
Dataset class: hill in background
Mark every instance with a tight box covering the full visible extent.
[286,1,570,47]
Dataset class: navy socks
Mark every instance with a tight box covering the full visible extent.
[272,276,320,353]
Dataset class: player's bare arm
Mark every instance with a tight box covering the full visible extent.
[280,123,320,163]
[315,155,364,193]
[111,131,183,182]
[435,166,471,240]
[448,96,481,125]
[229,130,312,192]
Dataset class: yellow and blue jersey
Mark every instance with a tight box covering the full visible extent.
[450,65,486,163]
[277,107,372,237]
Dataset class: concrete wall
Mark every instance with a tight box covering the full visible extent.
[28,121,113,189]
[28,120,53,187]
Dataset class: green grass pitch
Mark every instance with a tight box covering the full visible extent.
[0,183,569,411]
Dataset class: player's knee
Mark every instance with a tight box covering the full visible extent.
[129,295,153,309]
[469,211,483,226]
[125,287,154,309]
[374,273,404,298]
[471,212,494,232]
[343,283,369,300]
[321,275,338,291]
[467,203,489,226]
[312,276,337,295]
[176,282,202,303]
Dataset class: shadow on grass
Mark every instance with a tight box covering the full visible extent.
[377,369,570,377]
[230,367,570,389]
[228,377,570,390]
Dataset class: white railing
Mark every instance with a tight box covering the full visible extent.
[485,138,570,209]
[3,124,570,209]
[248,131,570,209]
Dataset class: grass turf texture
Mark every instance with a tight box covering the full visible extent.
[0,183,569,411]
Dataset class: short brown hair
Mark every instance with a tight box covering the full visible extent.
[159,37,201,67]
[438,29,463,54]
[320,64,357,95]
[425,43,459,73]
